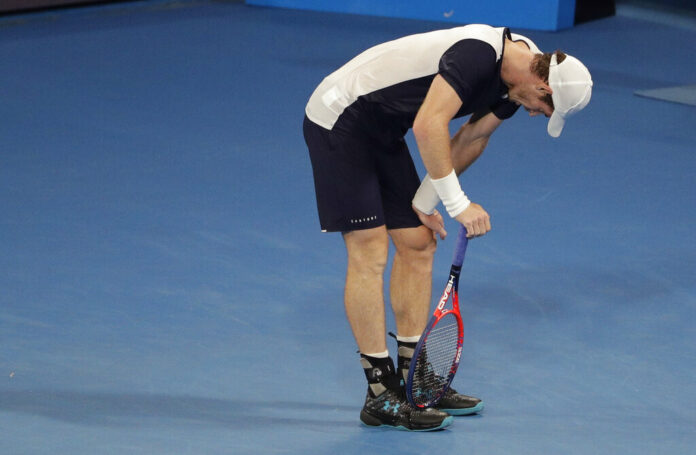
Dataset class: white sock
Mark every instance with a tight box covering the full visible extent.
[361,349,389,358]
[396,335,421,343]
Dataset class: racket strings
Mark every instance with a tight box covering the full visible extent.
[411,316,460,406]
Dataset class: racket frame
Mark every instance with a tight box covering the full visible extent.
[406,227,467,408]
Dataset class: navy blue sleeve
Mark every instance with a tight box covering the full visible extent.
[438,39,498,104]
[490,99,520,119]
[470,101,520,122]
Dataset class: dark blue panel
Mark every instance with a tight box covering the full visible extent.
[246,0,576,31]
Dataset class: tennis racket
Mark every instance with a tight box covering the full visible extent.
[406,225,468,408]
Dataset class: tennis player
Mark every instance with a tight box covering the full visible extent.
[303,24,592,431]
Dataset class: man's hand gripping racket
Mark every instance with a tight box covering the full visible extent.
[406,225,468,408]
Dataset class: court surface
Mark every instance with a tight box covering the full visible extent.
[1,1,695,453]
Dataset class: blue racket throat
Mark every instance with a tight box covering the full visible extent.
[406,225,469,408]
[452,225,469,267]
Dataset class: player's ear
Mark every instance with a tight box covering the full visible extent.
[537,82,552,96]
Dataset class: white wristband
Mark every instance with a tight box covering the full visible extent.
[430,170,470,218]
[412,175,440,215]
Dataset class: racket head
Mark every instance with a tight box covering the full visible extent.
[406,309,464,408]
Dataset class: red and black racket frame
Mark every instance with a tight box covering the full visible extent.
[406,226,468,408]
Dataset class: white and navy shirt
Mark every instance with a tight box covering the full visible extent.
[306,24,540,141]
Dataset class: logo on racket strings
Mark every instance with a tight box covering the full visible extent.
[454,346,462,363]
[446,347,463,378]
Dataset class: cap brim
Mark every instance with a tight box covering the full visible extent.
[547,111,564,138]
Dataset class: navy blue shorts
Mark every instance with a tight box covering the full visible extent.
[303,116,422,233]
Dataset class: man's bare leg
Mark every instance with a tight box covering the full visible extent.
[388,225,437,338]
[342,226,389,354]
[345,225,453,430]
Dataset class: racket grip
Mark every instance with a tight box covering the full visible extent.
[452,225,468,266]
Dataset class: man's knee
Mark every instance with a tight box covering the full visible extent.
[343,227,389,275]
[391,226,437,269]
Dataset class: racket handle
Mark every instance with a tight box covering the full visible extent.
[452,225,468,267]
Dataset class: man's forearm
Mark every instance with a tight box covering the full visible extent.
[412,104,499,218]
[450,129,489,175]
[414,118,474,218]
[413,118,455,179]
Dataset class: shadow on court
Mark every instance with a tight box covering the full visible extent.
[0,390,358,429]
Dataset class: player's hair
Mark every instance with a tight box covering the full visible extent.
[531,50,567,109]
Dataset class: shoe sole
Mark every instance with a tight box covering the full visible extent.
[360,411,454,431]
[438,401,484,416]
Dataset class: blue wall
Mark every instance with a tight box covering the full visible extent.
[245,0,577,31]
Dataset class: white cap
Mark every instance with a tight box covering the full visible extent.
[547,53,593,138]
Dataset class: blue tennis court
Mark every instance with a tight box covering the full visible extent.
[1,1,695,453]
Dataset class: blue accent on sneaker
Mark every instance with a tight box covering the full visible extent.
[360,415,454,432]
[438,401,484,416]
[381,401,401,414]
